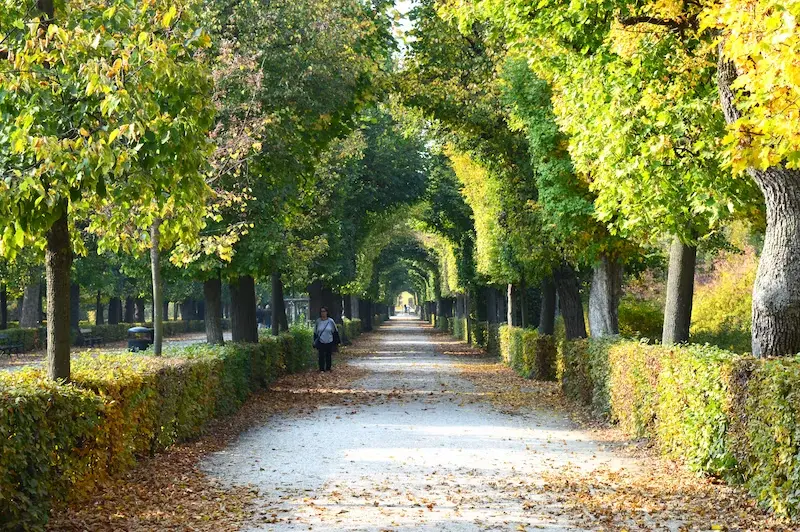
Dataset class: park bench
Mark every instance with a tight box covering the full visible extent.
[80,328,104,348]
[0,333,23,356]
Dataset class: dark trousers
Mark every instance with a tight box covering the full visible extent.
[318,342,333,371]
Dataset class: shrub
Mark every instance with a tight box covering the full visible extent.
[486,323,501,357]
[499,325,556,381]
[656,344,738,476]
[472,321,488,349]
[618,297,663,341]
[728,356,800,516]
[607,341,663,437]
[0,328,314,529]
[0,327,40,351]
[342,318,362,341]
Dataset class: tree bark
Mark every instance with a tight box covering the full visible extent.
[20,283,41,328]
[108,297,121,324]
[718,52,800,356]
[507,283,514,326]
[204,276,224,345]
[519,277,528,328]
[230,275,258,343]
[46,205,72,381]
[162,300,169,321]
[0,285,6,330]
[124,297,135,323]
[173,302,179,321]
[662,238,696,345]
[150,220,163,355]
[94,291,104,325]
[554,263,587,340]
[539,276,556,335]
[135,298,145,323]
[588,254,623,338]
[271,271,289,335]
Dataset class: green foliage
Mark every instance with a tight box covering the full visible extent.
[729,357,800,516]
[690,252,756,353]
[657,345,738,475]
[471,321,488,349]
[0,328,313,527]
[499,325,557,381]
[342,318,363,341]
[607,342,663,438]
[618,297,664,341]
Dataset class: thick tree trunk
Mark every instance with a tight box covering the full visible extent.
[20,283,41,328]
[554,263,587,340]
[360,299,373,331]
[271,271,288,335]
[150,220,163,355]
[204,277,224,345]
[69,282,80,335]
[162,300,169,321]
[507,283,514,326]
[539,276,556,335]
[662,238,696,345]
[135,298,145,323]
[95,291,104,325]
[0,285,6,330]
[46,206,72,381]
[519,277,528,328]
[308,279,323,321]
[486,287,497,324]
[173,302,179,321]
[124,297,135,323]
[589,254,623,338]
[230,275,258,343]
[718,52,800,356]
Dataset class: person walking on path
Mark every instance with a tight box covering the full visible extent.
[314,306,338,372]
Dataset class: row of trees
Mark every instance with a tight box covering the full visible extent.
[359,0,796,359]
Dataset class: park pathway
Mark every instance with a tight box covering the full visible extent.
[202,316,653,531]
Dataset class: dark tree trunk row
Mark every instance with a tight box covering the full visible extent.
[20,283,40,328]
[0,285,7,330]
[230,275,258,343]
[124,297,135,323]
[538,276,556,335]
[271,271,288,335]
[554,263,587,340]
[204,277,224,345]
[95,291,104,325]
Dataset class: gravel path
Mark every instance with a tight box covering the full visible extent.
[202,317,646,531]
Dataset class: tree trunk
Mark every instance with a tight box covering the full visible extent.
[662,237,696,345]
[230,275,258,343]
[589,254,623,338]
[204,277,224,345]
[150,219,163,355]
[46,205,72,381]
[135,298,145,323]
[0,285,6,330]
[162,300,169,321]
[69,282,80,335]
[95,291,104,325]
[124,297,135,323]
[539,276,556,335]
[554,263,587,340]
[466,291,472,344]
[507,283,514,326]
[718,52,800,356]
[108,297,121,324]
[519,277,528,328]
[20,283,41,328]
[173,302,179,321]
[271,271,288,335]
[486,287,497,324]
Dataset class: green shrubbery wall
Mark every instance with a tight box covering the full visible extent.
[0,327,314,529]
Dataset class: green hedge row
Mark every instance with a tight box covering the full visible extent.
[559,337,800,517]
[0,327,314,529]
[342,318,362,340]
[498,325,557,381]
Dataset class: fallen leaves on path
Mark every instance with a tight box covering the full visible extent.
[47,346,370,531]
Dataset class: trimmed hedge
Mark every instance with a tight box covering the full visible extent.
[472,321,488,349]
[0,327,314,529]
[558,336,800,517]
[342,318,362,341]
[498,325,557,381]
[0,327,41,351]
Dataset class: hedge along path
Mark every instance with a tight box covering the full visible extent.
[45,333,373,531]
[198,316,792,532]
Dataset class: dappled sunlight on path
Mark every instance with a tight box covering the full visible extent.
[201,316,782,531]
